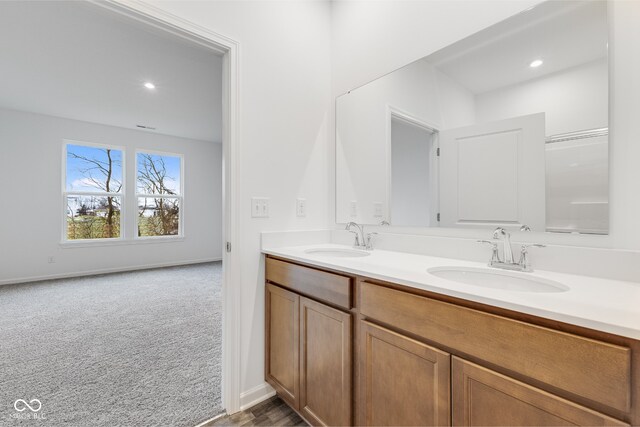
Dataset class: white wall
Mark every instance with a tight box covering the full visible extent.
[476,58,608,136]
[331,0,541,97]
[147,0,332,401]
[608,0,640,250]
[332,0,640,250]
[0,108,222,284]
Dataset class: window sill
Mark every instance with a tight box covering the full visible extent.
[59,236,184,249]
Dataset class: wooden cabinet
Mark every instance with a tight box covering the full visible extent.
[265,256,638,426]
[265,283,300,409]
[359,281,631,413]
[358,321,451,426]
[452,357,628,426]
[300,297,352,426]
[265,277,352,426]
[266,257,352,309]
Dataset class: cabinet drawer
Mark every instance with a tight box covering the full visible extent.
[360,282,631,413]
[266,257,352,309]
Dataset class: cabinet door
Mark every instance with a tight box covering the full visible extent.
[300,297,352,426]
[452,357,628,426]
[266,284,300,409]
[359,321,451,426]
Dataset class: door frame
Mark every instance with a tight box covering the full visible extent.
[93,0,243,414]
[386,105,440,226]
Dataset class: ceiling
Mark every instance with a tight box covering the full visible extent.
[0,1,222,143]
[426,0,608,95]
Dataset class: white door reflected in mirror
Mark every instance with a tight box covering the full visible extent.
[439,113,545,231]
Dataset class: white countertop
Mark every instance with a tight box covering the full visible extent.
[263,244,640,340]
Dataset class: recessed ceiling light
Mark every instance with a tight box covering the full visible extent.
[143,82,156,90]
[529,59,543,68]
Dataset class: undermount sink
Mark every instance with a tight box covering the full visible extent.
[304,247,371,258]
[427,266,569,293]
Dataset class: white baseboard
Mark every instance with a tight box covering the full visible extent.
[0,257,222,286]
[239,382,276,412]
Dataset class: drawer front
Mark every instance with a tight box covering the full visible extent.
[360,282,631,412]
[266,257,352,309]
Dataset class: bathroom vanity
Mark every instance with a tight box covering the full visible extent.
[263,246,640,427]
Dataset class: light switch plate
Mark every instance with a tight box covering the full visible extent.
[296,198,306,217]
[251,197,270,218]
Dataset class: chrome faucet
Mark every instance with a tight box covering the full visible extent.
[492,227,514,264]
[345,222,376,250]
[478,227,546,272]
[345,222,364,248]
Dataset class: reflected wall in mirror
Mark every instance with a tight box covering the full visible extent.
[336,0,609,234]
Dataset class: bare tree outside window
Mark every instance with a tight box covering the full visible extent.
[136,153,182,237]
[65,144,123,240]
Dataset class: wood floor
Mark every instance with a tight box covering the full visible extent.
[204,396,307,427]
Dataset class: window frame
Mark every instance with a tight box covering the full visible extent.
[134,149,184,240]
[61,139,126,244]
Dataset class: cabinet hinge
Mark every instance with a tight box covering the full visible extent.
[437,213,441,222]
[436,147,440,157]
[226,242,232,253]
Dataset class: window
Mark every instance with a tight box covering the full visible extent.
[136,152,182,237]
[64,143,124,240]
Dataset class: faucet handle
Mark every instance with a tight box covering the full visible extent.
[521,243,546,251]
[520,225,532,232]
[519,244,545,271]
[478,240,500,264]
[477,240,498,249]
[365,232,378,250]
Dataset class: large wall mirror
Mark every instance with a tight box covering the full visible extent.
[336,0,608,234]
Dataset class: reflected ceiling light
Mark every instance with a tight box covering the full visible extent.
[529,59,543,68]
[143,82,156,90]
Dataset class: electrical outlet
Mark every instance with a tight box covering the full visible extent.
[48,256,55,264]
[373,202,383,217]
[296,198,306,217]
[251,197,270,218]
[350,201,358,217]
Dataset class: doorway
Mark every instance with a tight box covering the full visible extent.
[388,109,439,227]
[95,1,242,417]
[0,0,241,423]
